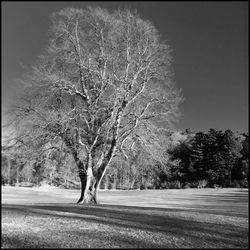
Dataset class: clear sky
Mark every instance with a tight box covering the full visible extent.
[2,1,249,134]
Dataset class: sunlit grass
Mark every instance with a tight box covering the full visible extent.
[1,187,248,248]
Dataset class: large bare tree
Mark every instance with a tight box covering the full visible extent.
[8,7,182,203]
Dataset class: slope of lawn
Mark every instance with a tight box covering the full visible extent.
[1,186,249,248]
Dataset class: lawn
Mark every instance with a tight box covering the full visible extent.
[1,186,249,248]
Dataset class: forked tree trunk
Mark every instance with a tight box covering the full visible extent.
[76,153,113,204]
[74,116,119,204]
[76,154,103,204]
[77,169,102,204]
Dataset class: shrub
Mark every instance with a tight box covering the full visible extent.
[169,181,181,189]
[18,182,34,187]
[1,176,7,185]
[230,180,241,188]
[133,180,141,190]
[160,181,169,189]
[197,179,208,188]
[183,182,191,189]
[107,181,113,189]
[240,178,248,188]
[190,180,208,188]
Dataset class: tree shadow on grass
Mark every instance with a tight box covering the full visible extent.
[1,229,161,249]
[2,203,248,248]
[1,233,59,249]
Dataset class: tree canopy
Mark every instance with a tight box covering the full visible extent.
[6,7,182,203]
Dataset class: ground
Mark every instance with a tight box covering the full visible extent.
[1,186,249,248]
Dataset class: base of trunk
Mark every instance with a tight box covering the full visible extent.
[77,177,98,204]
[77,192,97,204]
[77,197,97,204]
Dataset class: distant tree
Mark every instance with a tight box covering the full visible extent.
[7,7,182,203]
[239,133,249,169]
[1,153,11,185]
[188,132,206,181]
[231,133,248,186]
[203,129,225,186]
[2,141,29,185]
[193,129,242,187]
[168,136,193,184]
[239,133,249,186]
[221,129,242,186]
[168,128,246,188]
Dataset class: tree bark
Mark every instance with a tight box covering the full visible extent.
[50,172,53,186]
[77,172,87,203]
[64,164,70,188]
[7,156,11,185]
[76,154,99,204]
[78,170,106,204]
[16,166,19,186]
[76,156,113,204]
[74,108,120,204]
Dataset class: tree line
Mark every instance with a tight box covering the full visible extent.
[99,128,249,189]
[166,129,248,188]
[2,128,248,189]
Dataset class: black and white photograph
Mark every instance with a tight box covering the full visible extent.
[1,1,248,248]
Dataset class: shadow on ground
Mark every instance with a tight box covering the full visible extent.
[2,203,249,248]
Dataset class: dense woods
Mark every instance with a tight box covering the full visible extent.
[2,129,248,189]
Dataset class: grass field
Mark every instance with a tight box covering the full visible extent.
[1,186,249,248]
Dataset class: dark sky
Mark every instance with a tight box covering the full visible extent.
[2,1,249,134]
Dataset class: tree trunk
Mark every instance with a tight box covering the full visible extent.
[64,164,70,188]
[77,160,110,204]
[74,119,119,204]
[77,170,102,204]
[229,167,232,186]
[77,172,87,203]
[7,157,11,185]
[16,166,19,186]
[50,172,53,185]
[76,154,100,204]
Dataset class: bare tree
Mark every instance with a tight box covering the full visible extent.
[8,7,182,203]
